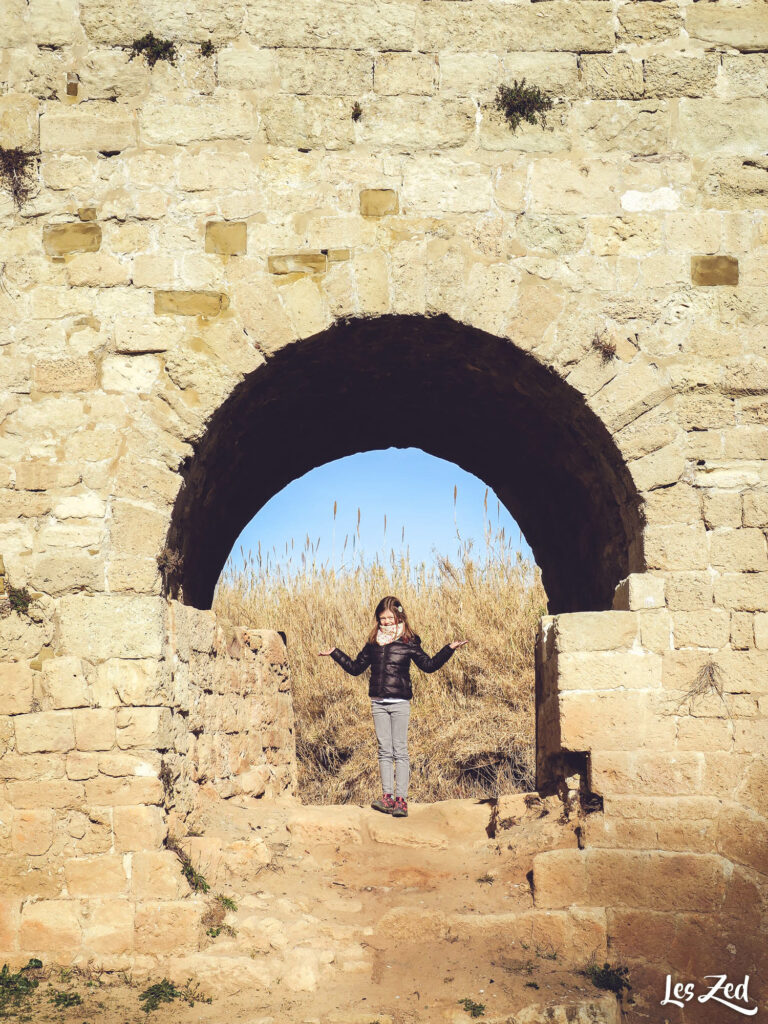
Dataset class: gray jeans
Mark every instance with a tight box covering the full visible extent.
[370,700,411,798]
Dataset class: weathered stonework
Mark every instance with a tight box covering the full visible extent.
[0,0,767,1014]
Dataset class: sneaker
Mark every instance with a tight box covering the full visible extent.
[392,796,408,818]
[371,793,395,814]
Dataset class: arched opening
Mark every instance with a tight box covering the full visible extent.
[167,315,643,615]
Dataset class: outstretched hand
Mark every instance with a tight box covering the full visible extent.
[449,640,469,650]
[318,648,335,656]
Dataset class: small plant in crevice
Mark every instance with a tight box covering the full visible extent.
[351,101,363,122]
[165,837,210,893]
[140,976,211,1014]
[676,659,730,717]
[50,990,82,1008]
[157,545,184,596]
[457,997,486,1018]
[1,583,33,619]
[0,147,38,209]
[581,958,632,998]
[159,758,175,804]
[130,32,178,68]
[0,960,42,1014]
[494,79,554,134]
[475,873,495,885]
[200,40,215,58]
[592,328,617,363]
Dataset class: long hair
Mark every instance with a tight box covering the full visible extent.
[366,595,416,644]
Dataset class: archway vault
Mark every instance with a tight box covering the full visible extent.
[167,314,643,614]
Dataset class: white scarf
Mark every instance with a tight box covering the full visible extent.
[376,621,404,645]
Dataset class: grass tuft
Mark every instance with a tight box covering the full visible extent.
[494,80,553,133]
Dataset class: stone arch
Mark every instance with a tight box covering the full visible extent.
[166,313,644,615]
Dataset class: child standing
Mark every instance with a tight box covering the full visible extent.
[319,596,468,817]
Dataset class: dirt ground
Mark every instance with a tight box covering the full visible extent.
[2,796,628,1024]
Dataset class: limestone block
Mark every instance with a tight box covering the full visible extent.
[82,899,134,955]
[404,157,491,214]
[672,610,730,650]
[6,0,81,47]
[687,5,768,53]
[244,0,415,50]
[140,94,256,146]
[579,55,643,100]
[58,594,165,660]
[664,573,713,611]
[530,158,621,215]
[8,779,85,810]
[101,354,162,394]
[65,253,129,289]
[85,775,163,806]
[134,900,201,954]
[41,658,89,710]
[116,707,173,750]
[701,490,741,529]
[40,106,136,153]
[557,651,662,691]
[613,573,665,612]
[14,711,74,754]
[113,321,178,355]
[268,253,327,275]
[132,851,187,899]
[74,709,116,752]
[205,222,247,256]
[360,189,399,217]
[680,100,768,157]
[12,809,54,855]
[217,46,278,91]
[0,95,40,151]
[280,48,372,95]
[14,461,80,492]
[570,101,670,156]
[364,97,476,151]
[755,613,768,650]
[54,495,107,519]
[353,250,389,316]
[502,53,581,100]
[730,611,755,651]
[66,753,99,781]
[65,854,127,896]
[258,96,355,149]
[691,255,739,287]
[722,54,768,100]
[438,53,499,98]
[154,291,228,319]
[20,900,81,955]
[109,500,167,557]
[644,524,709,571]
[98,751,160,777]
[644,55,718,100]
[554,611,638,652]
[375,53,436,96]
[716,803,768,875]
[113,806,166,852]
[618,3,682,45]
[33,356,99,393]
[279,276,331,338]
[94,660,168,707]
[710,529,768,572]
[0,664,34,715]
[417,2,614,53]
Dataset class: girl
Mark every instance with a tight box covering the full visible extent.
[318,596,468,818]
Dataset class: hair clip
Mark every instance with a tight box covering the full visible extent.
[396,605,403,612]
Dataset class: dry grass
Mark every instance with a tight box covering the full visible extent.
[214,500,546,805]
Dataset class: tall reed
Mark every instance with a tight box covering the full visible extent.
[214,496,547,805]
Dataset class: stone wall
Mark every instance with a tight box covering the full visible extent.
[0,559,295,966]
[0,0,766,1005]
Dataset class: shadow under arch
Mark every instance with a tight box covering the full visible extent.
[167,314,643,614]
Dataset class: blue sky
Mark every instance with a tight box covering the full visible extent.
[223,448,533,575]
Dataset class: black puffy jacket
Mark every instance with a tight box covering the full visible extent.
[330,635,454,700]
